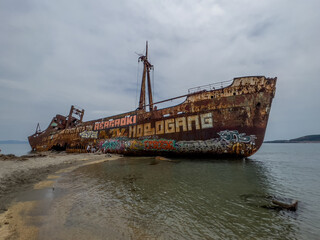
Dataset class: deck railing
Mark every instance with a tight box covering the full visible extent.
[143,79,234,109]
[188,80,233,94]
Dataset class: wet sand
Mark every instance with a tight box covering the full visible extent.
[0,152,121,240]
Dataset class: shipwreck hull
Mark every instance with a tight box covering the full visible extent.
[28,76,276,158]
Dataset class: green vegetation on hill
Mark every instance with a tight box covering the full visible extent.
[290,135,320,142]
[265,135,320,143]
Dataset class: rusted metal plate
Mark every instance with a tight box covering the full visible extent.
[28,76,277,158]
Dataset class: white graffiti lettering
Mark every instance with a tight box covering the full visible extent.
[79,130,98,139]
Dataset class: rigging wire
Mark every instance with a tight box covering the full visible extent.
[148,51,155,106]
[135,60,140,109]
[152,67,155,103]
[135,45,146,109]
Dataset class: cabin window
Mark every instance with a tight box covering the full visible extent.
[177,111,185,115]
[163,114,170,117]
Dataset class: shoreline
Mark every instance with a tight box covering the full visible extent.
[0,152,121,239]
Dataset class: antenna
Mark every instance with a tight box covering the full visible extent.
[135,52,143,58]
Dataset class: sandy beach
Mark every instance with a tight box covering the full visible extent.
[0,152,121,240]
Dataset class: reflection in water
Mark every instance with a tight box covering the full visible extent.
[34,157,299,239]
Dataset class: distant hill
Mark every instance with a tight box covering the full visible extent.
[265,135,320,143]
[0,140,28,144]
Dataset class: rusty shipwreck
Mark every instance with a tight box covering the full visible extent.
[28,42,277,158]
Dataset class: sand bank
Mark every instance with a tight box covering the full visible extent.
[0,152,121,239]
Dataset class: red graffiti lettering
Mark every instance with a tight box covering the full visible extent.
[126,116,133,125]
[144,140,175,151]
[115,119,120,127]
[95,115,136,130]
[120,118,126,126]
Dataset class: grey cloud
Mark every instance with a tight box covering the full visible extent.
[0,0,319,141]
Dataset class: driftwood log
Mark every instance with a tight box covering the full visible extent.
[240,194,299,211]
[271,199,298,211]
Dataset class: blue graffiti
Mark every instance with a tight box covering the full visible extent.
[218,130,256,144]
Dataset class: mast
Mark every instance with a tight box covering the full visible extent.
[138,41,154,111]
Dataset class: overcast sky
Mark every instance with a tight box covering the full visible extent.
[0,0,319,141]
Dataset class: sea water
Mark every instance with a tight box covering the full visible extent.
[19,143,320,239]
[0,143,31,156]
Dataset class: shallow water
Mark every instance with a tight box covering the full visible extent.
[19,143,320,239]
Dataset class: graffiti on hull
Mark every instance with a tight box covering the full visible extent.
[102,139,125,151]
[101,139,176,153]
[94,115,136,130]
[144,140,175,151]
[128,113,213,138]
[218,130,256,144]
[99,130,257,156]
[79,130,98,139]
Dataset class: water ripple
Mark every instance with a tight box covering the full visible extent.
[36,144,320,239]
